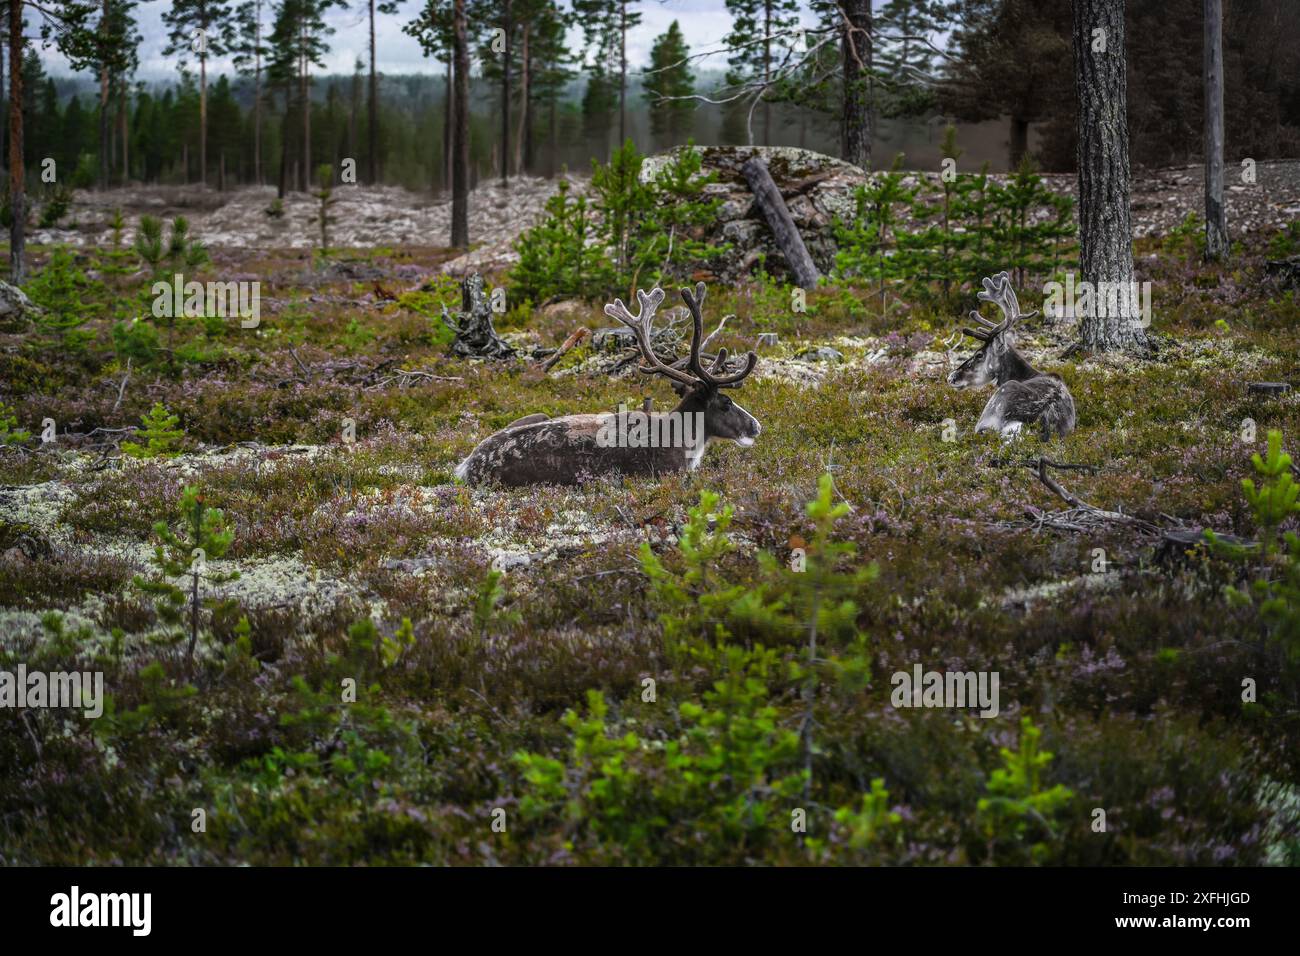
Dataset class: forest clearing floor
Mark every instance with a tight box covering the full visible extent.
[2,209,1300,865]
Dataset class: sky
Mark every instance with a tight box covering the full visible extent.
[33,0,818,81]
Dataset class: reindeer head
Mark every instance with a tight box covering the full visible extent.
[604,284,762,447]
[947,272,1038,389]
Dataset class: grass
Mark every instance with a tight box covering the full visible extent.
[0,229,1298,865]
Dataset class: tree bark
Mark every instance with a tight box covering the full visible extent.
[1203,0,1227,260]
[451,0,469,247]
[500,0,510,182]
[742,157,821,289]
[1073,0,1148,352]
[443,53,452,193]
[300,33,310,193]
[254,6,263,185]
[516,23,530,175]
[368,0,378,184]
[200,51,207,185]
[763,0,771,145]
[1010,115,1029,168]
[99,0,109,187]
[618,0,626,146]
[840,0,871,170]
[8,0,23,283]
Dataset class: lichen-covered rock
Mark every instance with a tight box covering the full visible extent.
[642,145,869,283]
[0,281,41,331]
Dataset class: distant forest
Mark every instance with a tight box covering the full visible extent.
[5,0,1299,196]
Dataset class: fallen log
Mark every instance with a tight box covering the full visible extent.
[539,326,590,372]
[741,157,821,289]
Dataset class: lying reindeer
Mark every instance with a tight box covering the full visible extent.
[948,272,1076,440]
[454,283,761,486]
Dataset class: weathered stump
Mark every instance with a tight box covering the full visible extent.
[441,273,515,359]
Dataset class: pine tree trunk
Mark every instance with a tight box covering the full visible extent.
[517,24,530,175]
[254,14,263,186]
[548,92,557,179]
[8,0,23,283]
[451,0,470,247]
[1073,0,1148,352]
[118,82,128,183]
[301,53,311,193]
[368,0,378,184]
[501,0,511,183]
[1010,115,1029,168]
[200,52,208,185]
[278,84,288,199]
[763,0,772,145]
[618,1,627,146]
[1204,0,1227,260]
[99,0,110,188]
[443,53,452,193]
[841,0,871,170]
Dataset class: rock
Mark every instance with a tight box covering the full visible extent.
[592,327,637,351]
[1248,381,1291,395]
[0,281,41,330]
[797,346,844,363]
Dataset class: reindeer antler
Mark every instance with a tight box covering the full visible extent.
[962,272,1039,341]
[679,283,757,388]
[604,288,698,389]
[604,284,758,391]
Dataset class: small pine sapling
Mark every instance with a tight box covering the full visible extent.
[134,486,238,661]
[976,715,1073,862]
[0,402,31,445]
[121,402,186,459]
[313,163,337,264]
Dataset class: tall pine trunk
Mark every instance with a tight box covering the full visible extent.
[763,0,771,145]
[443,53,452,193]
[500,0,510,183]
[8,0,23,283]
[451,0,469,247]
[841,0,871,170]
[1204,0,1227,260]
[99,0,110,187]
[618,1,626,146]
[1073,0,1148,352]
[368,0,377,184]
[254,12,263,185]
[516,23,530,175]
[200,51,208,185]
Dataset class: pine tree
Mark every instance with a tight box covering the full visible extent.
[643,20,693,149]
[574,0,641,152]
[722,0,799,145]
[162,0,235,186]
[7,0,99,282]
[232,0,270,184]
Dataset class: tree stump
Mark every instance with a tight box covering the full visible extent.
[441,273,515,359]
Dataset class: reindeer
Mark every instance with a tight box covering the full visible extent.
[454,283,761,486]
[947,272,1076,441]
